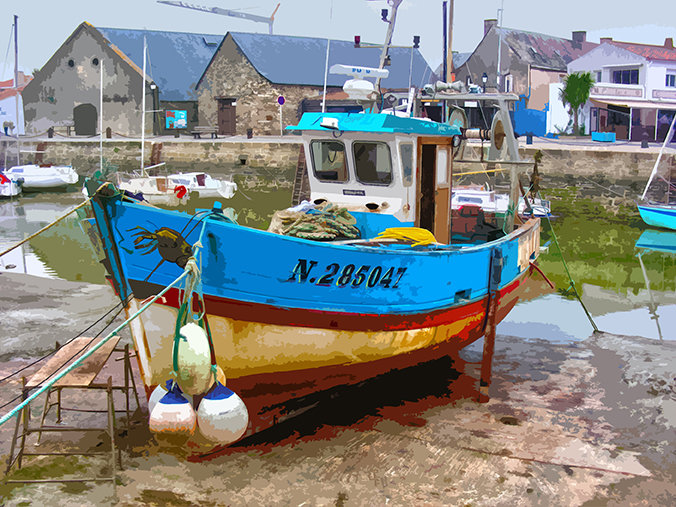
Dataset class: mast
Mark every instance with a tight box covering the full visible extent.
[141,36,147,171]
[496,0,504,91]
[100,58,103,173]
[442,2,447,84]
[14,15,20,165]
[641,111,676,201]
[375,0,402,93]
[447,0,453,82]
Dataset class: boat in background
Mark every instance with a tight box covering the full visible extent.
[168,172,237,199]
[116,164,188,206]
[638,110,676,230]
[4,164,78,191]
[452,186,551,217]
[0,172,21,197]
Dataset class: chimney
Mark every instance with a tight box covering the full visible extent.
[665,38,674,49]
[484,19,497,36]
[572,31,586,43]
[600,37,613,44]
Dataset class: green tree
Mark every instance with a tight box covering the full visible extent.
[560,72,595,136]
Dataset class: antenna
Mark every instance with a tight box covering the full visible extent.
[157,1,281,34]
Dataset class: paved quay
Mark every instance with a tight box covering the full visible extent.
[0,273,674,505]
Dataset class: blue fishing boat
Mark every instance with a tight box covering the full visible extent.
[83,88,542,447]
[637,204,676,231]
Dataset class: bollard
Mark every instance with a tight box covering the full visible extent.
[174,130,180,138]
[246,128,253,139]
[106,127,112,139]
[47,127,54,139]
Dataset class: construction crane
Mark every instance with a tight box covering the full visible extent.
[157,1,280,34]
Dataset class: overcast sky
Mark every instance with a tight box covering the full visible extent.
[1,0,675,81]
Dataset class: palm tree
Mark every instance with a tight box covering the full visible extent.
[560,72,595,135]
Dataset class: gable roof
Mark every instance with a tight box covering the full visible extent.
[497,27,597,71]
[604,40,676,62]
[96,27,223,101]
[199,32,435,90]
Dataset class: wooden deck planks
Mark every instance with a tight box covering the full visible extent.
[25,335,121,389]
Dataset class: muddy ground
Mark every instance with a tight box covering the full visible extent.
[0,273,674,506]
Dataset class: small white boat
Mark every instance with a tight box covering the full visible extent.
[0,173,21,198]
[167,172,237,199]
[117,174,187,206]
[452,186,551,217]
[4,164,79,190]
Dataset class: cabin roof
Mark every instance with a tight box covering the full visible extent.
[287,112,462,136]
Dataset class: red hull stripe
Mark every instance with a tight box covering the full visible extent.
[129,275,525,332]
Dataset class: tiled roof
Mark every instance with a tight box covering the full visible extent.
[220,32,435,90]
[499,27,597,71]
[96,27,223,101]
[606,41,676,62]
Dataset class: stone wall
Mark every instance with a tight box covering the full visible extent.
[197,35,341,136]
[0,138,666,190]
[0,138,302,187]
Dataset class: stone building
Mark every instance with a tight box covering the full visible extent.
[196,32,435,136]
[22,23,221,136]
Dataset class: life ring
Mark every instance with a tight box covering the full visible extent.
[174,185,188,198]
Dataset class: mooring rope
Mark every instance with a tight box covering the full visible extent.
[538,191,599,332]
[0,295,131,386]
[0,181,110,259]
[0,268,190,427]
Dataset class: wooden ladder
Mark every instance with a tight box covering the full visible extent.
[291,147,310,206]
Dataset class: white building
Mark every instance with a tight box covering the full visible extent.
[568,38,676,141]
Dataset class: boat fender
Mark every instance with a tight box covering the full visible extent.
[197,382,249,444]
[147,379,193,415]
[175,322,214,396]
[174,185,188,199]
[149,381,197,435]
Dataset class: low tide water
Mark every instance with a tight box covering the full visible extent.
[1,186,674,343]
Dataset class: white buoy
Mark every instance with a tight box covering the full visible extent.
[147,380,193,415]
[149,381,197,436]
[175,322,214,396]
[197,382,249,444]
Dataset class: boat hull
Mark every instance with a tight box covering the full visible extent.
[638,204,676,230]
[5,164,79,190]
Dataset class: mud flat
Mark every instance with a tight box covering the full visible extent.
[0,273,674,505]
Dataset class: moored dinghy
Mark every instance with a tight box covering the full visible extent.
[4,163,78,191]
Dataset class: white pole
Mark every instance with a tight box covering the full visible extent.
[321,39,331,113]
[141,36,147,171]
[496,0,504,91]
[13,15,20,166]
[279,103,283,135]
[641,111,676,201]
[99,58,103,173]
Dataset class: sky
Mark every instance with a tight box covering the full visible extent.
[1,0,676,81]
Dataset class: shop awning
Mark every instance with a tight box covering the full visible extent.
[591,98,676,110]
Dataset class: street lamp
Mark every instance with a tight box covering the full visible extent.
[482,72,488,93]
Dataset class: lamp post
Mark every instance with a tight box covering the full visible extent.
[482,72,488,93]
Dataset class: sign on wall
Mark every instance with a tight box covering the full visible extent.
[165,110,187,129]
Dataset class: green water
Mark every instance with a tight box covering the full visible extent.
[0,185,673,341]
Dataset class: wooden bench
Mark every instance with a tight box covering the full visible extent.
[191,126,219,139]
[3,336,140,492]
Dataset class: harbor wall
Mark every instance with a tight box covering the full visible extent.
[0,138,666,187]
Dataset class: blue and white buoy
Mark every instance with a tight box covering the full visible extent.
[197,382,249,444]
[149,381,197,436]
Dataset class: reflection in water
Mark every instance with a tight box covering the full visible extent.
[1,189,675,342]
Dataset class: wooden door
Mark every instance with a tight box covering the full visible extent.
[416,137,454,244]
[217,99,236,136]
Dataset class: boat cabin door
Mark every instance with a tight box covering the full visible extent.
[417,138,453,244]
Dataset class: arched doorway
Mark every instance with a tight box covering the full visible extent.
[73,103,97,136]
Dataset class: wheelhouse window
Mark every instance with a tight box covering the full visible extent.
[399,143,414,187]
[310,141,348,182]
[612,69,639,85]
[353,142,392,185]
